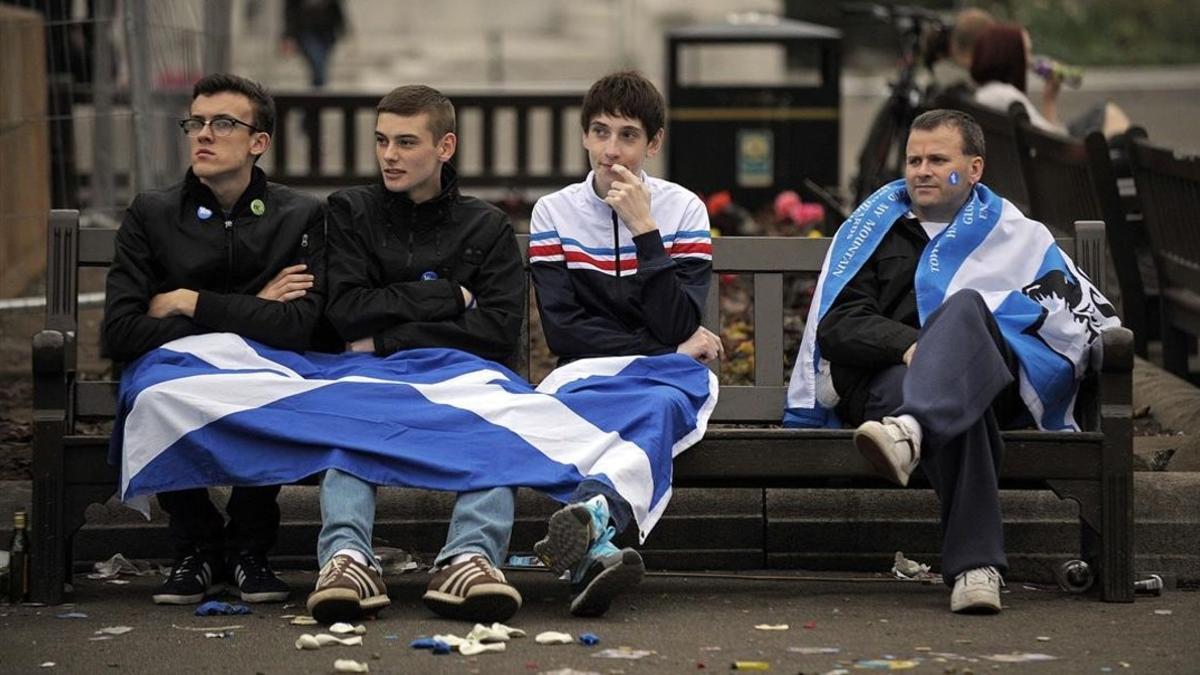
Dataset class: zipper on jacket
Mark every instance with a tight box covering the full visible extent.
[611,210,621,281]
[407,228,415,269]
[224,217,234,293]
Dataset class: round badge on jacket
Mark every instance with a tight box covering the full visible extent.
[421,270,439,281]
[197,206,213,220]
[250,198,266,216]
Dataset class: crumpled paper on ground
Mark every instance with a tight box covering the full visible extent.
[87,553,167,580]
[891,551,937,582]
[295,633,364,650]
[373,547,423,575]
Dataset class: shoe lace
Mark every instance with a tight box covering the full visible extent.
[237,551,273,581]
[319,556,351,585]
[471,556,508,583]
[591,524,617,555]
[170,554,203,581]
[961,566,1004,588]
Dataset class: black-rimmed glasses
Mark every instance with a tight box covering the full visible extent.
[178,116,262,137]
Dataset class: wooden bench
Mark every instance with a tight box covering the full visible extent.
[31,210,1135,604]
[1011,112,1153,358]
[1127,132,1200,380]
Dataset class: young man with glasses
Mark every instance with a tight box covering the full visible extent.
[103,73,327,607]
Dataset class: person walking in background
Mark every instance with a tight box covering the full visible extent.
[281,0,346,88]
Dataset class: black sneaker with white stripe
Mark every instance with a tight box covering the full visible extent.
[229,550,290,603]
[306,554,390,624]
[153,552,223,605]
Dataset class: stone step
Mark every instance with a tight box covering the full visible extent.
[3,474,1196,587]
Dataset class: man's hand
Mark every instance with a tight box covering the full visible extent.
[903,341,917,366]
[347,337,375,353]
[676,326,724,363]
[258,264,313,302]
[148,289,198,319]
[606,164,656,236]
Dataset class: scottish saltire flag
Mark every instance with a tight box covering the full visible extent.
[113,334,719,540]
[784,179,1119,431]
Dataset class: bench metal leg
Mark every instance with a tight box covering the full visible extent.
[31,414,68,605]
[1099,363,1135,602]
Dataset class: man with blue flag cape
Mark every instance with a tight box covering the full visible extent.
[784,110,1119,614]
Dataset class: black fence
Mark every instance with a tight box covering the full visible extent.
[270,92,588,190]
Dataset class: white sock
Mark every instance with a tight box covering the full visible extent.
[333,547,370,568]
[450,552,481,567]
[894,414,923,457]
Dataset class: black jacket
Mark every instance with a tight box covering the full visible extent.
[816,215,927,424]
[324,165,523,362]
[102,167,327,362]
[533,230,709,364]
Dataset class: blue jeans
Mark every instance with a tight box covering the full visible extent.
[317,468,515,568]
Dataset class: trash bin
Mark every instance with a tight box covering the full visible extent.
[666,17,841,210]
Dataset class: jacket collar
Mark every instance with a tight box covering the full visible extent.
[582,169,651,211]
[184,166,268,220]
[378,163,459,233]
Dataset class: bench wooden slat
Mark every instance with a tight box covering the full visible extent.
[79,226,118,267]
[753,273,784,386]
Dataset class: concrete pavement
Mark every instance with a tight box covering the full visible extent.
[1,569,1196,674]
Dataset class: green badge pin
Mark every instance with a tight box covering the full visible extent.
[250,198,266,216]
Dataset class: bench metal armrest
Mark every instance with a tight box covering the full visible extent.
[33,329,75,417]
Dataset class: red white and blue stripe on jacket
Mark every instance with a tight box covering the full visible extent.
[528,172,712,274]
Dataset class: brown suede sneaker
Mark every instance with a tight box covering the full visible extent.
[422,555,522,622]
[306,554,390,624]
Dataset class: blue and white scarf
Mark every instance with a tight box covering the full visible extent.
[114,334,719,541]
[784,179,1119,430]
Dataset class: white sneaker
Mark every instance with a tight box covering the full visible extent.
[951,566,1004,614]
[854,416,921,486]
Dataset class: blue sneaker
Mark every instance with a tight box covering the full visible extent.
[534,494,610,574]
[567,527,645,617]
[533,495,644,616]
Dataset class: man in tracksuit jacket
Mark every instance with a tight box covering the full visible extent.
[306,85,526,625]
[525,71,721,617]
[102,74,326,606]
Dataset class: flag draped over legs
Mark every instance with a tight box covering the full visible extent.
[114,334,719,541]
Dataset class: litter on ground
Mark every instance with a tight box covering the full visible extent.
[535,631,574,645]
[295,633,364,650]
[194,601,251,616]
[592,647,654,659]
[981,653,1058,663]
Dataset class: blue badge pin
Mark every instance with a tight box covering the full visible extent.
[948,171,961,186]
[197,205,212,220]
[421,270,438,281]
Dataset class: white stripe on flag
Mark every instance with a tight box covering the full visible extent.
[406,368,656,530]
[534,355,642,394]
[121,372,334,498]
